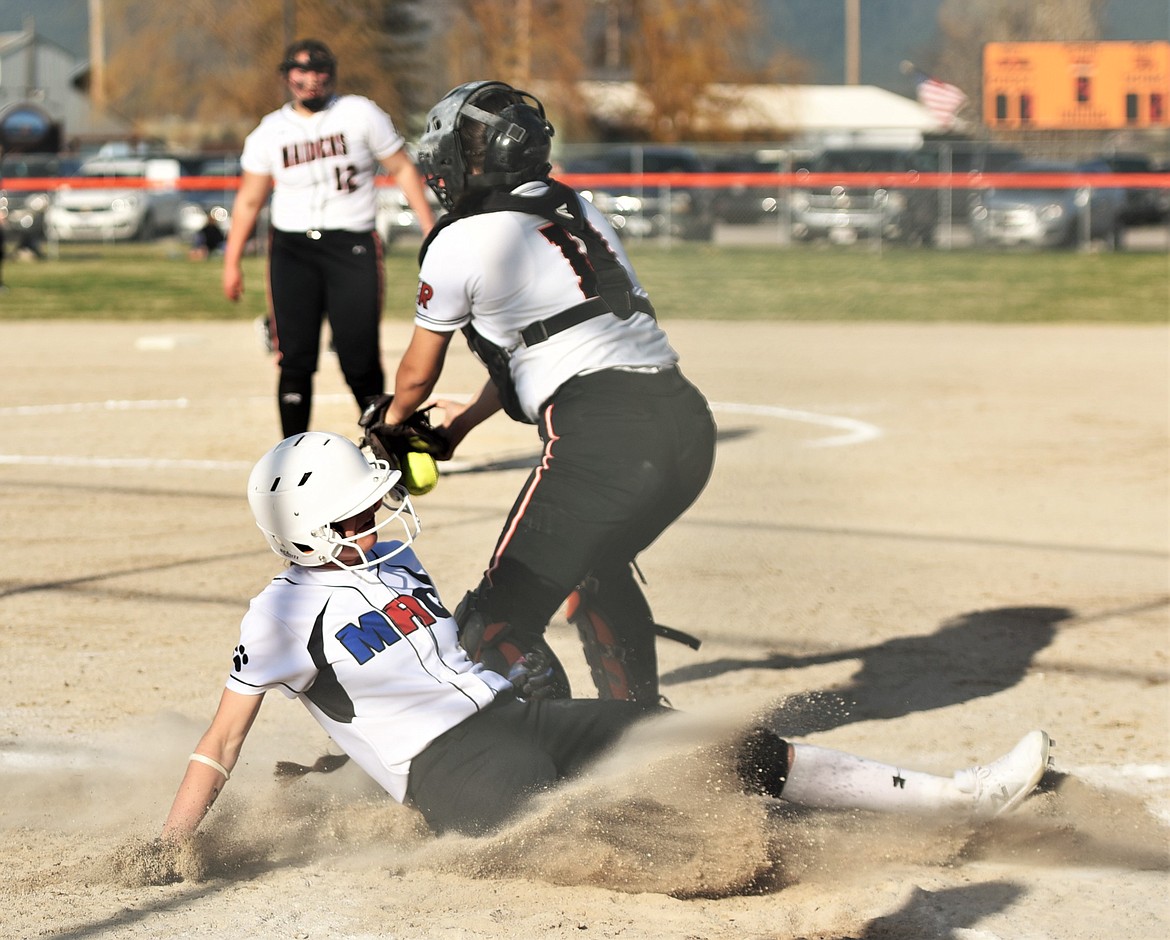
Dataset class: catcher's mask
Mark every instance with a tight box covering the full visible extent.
[279,38,337,112]
[247,432,420,570]
[417,80,554,210]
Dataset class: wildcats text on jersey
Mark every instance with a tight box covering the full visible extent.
[282,133,350,168]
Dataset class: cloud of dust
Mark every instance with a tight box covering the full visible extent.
[962,771,1170,872]
[104,693,786,897]
[408,709,779,899]
[14,699,1166,904]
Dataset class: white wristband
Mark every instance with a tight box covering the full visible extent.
[189,752,231,781]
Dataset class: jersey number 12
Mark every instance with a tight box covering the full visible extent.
[334,165,358,193]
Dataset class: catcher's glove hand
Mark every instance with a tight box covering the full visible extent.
[358,394,451,462]
[359,395,449,496]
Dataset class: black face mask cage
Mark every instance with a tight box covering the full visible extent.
[419,82,554,211]
[458,88,547,143]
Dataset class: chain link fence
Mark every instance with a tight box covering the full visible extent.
[555,139,1170,253]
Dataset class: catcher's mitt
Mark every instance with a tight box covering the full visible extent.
[358,395,450,461]
[358,395,449,495]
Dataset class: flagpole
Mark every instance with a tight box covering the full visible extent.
[845,0,860,85]
[903,59,957,250]
[87,0,106,114]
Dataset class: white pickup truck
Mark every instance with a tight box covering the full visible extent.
[45,156,184,241]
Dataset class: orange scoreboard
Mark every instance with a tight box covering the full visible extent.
[983,41,1170,130]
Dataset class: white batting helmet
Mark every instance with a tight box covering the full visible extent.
[247,432,420,569]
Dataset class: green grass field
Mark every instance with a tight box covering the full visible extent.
[1,239,1166,323]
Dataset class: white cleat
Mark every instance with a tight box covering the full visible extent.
[955,730,1053,819]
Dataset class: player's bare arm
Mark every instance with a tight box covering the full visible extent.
[381,150,435,237]
[433,379,503,455]
[388,326,453,423]
[221,171,274,302]
[161,689,264,839]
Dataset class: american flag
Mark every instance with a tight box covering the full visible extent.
[915,74,968,129]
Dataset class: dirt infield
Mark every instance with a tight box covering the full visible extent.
[2,319,1167,939]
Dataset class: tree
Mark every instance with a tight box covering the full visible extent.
[438,0,593,138]
[441,0,807,142]
[932,0,1106,124]
[625,0,766,140]
[100,0,433,148]
[95,0,809,147]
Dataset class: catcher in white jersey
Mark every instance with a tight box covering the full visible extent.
[159,433,1051,849]
[222,39,435,437]
[374,80,715,706]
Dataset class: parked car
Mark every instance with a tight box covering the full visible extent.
[790,147,939,245]
[707,150,800,224]
[1099,153,1170,226]
[45,155,187,241]
[374,178,440,246]
[935,144,1023,221]
[176,156,241,245]
[1,152,81,242]
[175,154,278,255]
[181,159,433,250]
[968,159,1127,250]
[560,145,716,241]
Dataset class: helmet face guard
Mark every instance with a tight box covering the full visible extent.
[247,432,420,570]
[417,80,554,210]
[279,39,337,112]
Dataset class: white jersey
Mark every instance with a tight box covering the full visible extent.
[416,182,678,421]
[240,94,405,233]
[225,543,513,802]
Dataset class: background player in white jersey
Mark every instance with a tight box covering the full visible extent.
[158,432,1051,852]
[222,39,435,437]
[370,81,715,706]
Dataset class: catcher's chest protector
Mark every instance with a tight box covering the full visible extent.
[420,181,655,425]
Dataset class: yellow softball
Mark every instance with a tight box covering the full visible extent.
[402,450,439,495]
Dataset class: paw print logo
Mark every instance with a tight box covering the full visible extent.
[233,645,249,672]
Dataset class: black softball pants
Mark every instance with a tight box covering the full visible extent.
[478,365,717,641]
[406,696,663,835]
[268,228,385,436]
[405,697,791,836]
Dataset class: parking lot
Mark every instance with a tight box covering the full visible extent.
[710,219,1170,251]
[8,143,1168,260]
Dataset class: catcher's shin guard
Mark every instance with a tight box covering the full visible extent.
[565,577,660,704]
[454,590,571,699]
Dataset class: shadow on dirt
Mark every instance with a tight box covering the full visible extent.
[663,605,1071,736]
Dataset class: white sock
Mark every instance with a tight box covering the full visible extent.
[780,743,969,814]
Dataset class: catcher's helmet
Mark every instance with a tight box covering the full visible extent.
[247,432,420,570]
[417,80,554,210]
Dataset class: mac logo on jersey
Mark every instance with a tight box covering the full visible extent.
[334,589,448,664]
